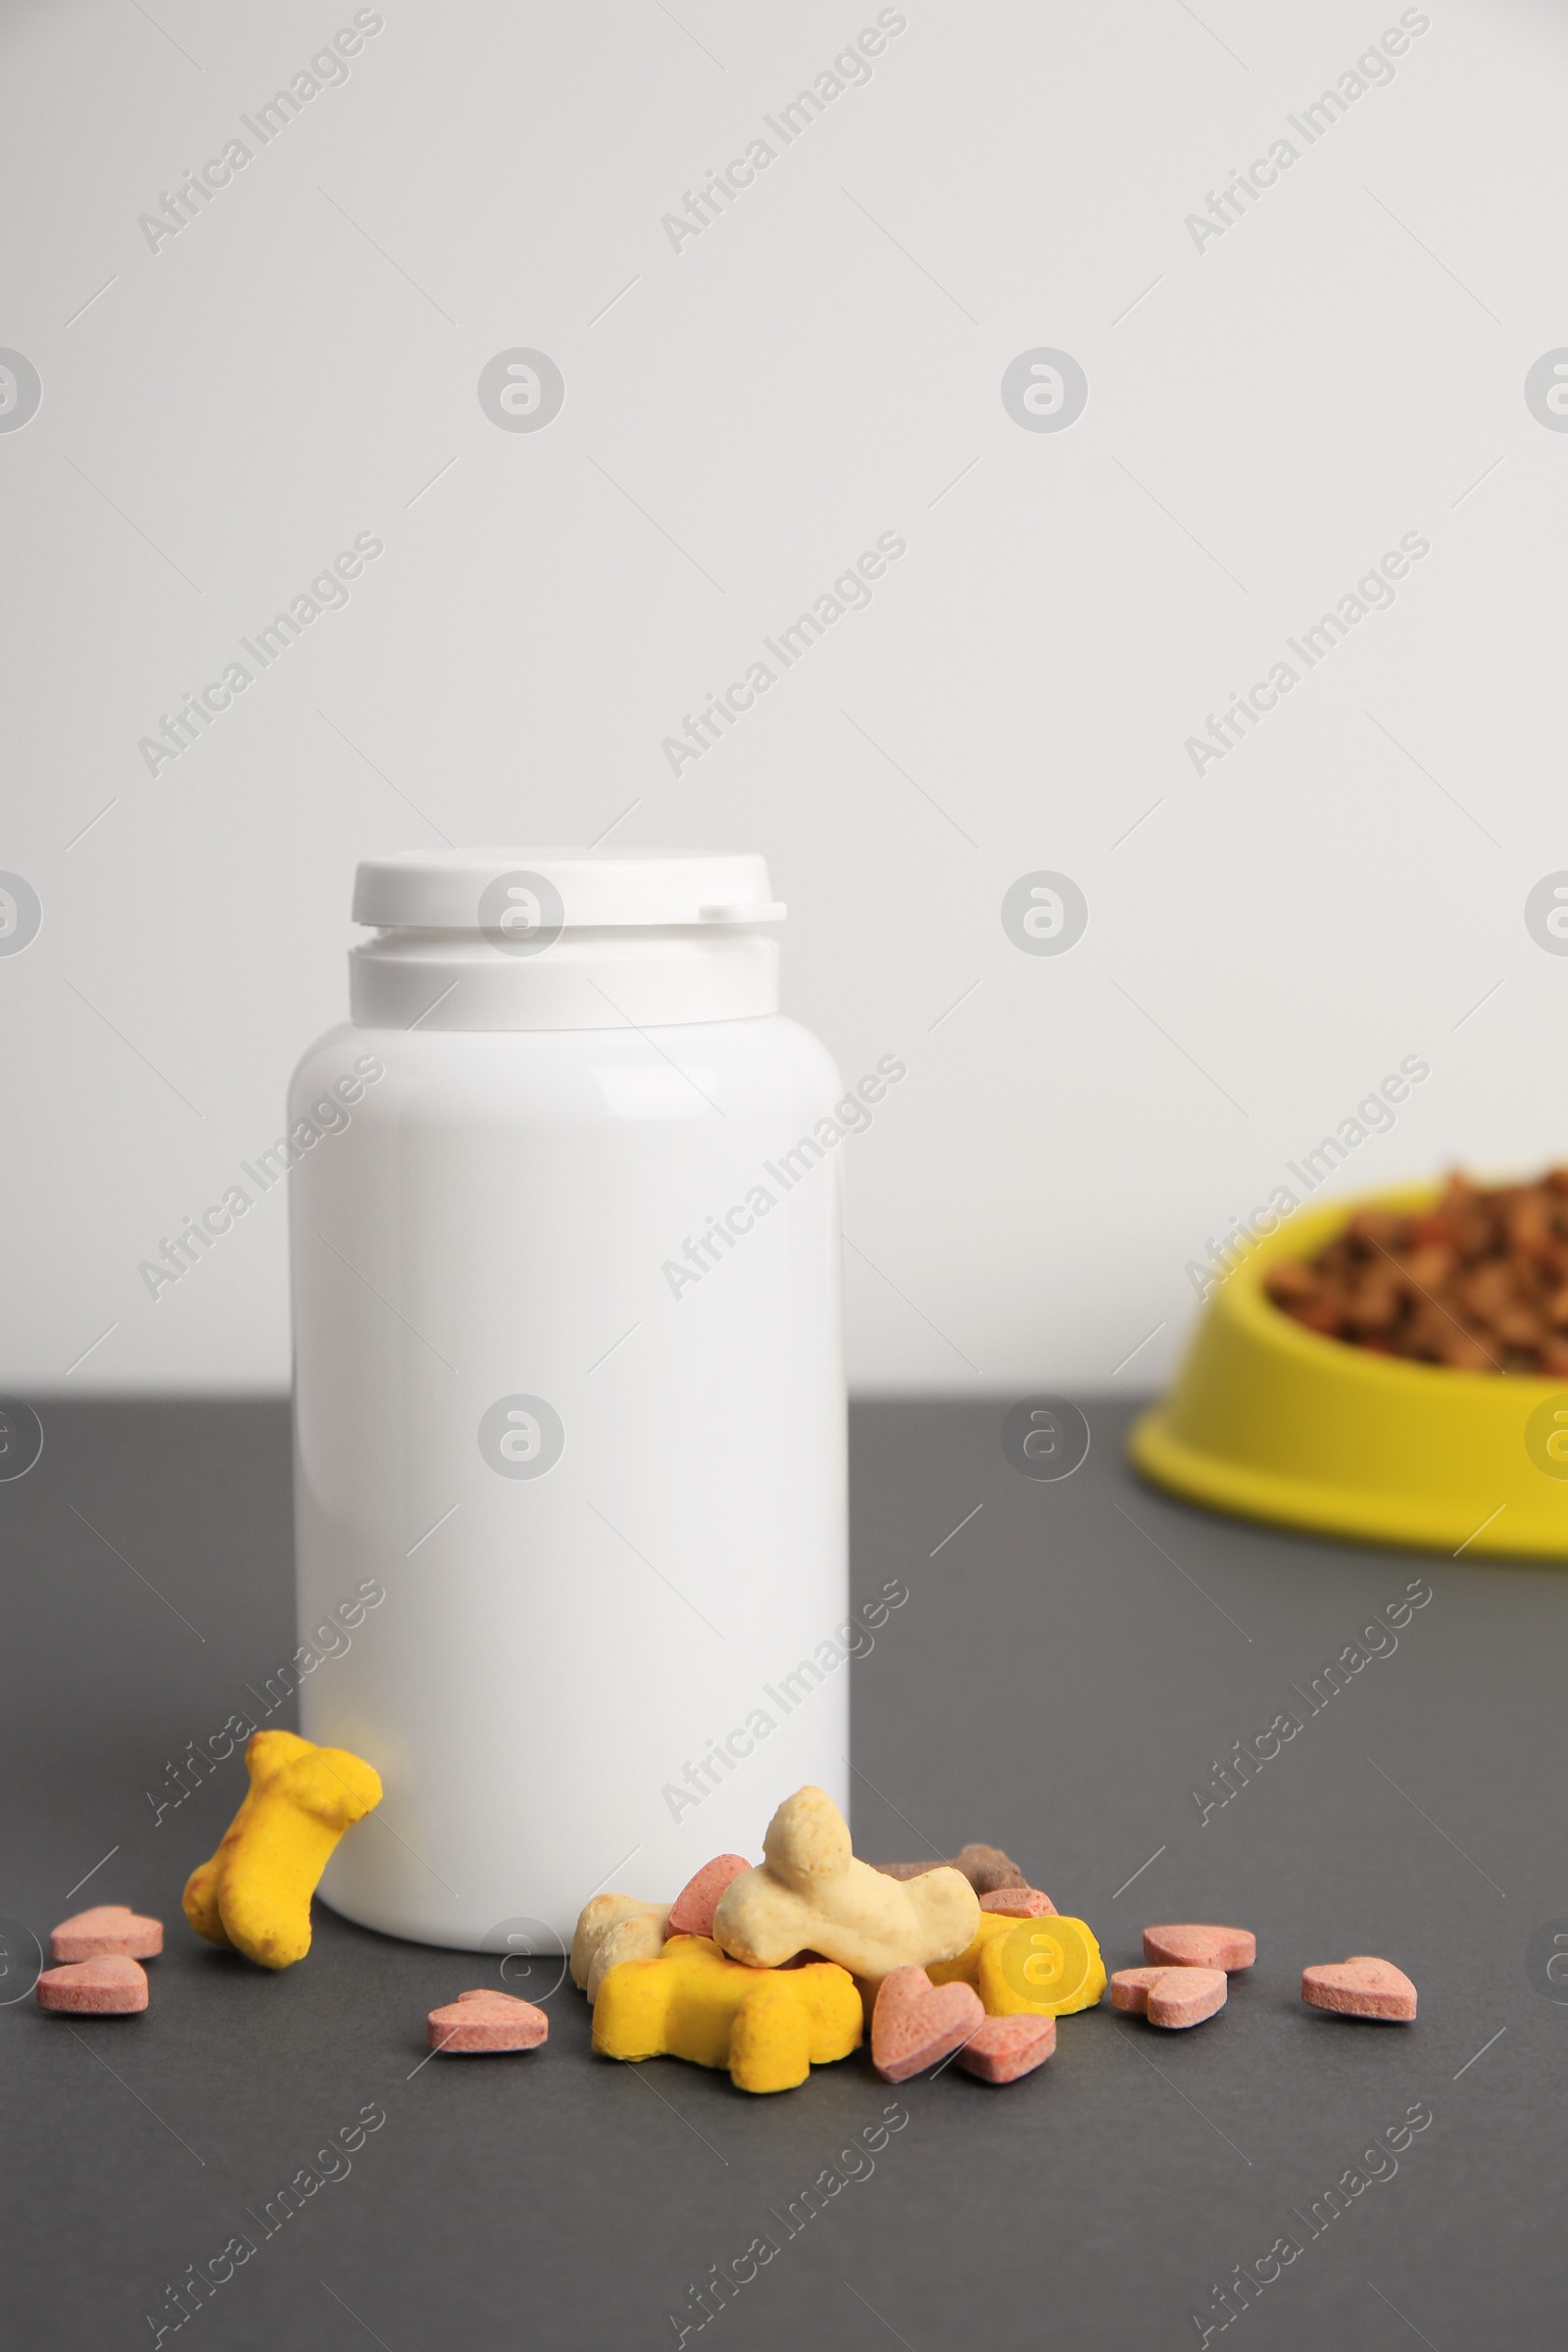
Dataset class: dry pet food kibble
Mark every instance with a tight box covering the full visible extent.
[667,1855,751,1939]
[876,1842,1025,1893]
[1301,1956,1416,2021]
[1112,1965,1227,2029]
[36,1955,149,2015]
[1265,1168,1568,1372]
[569,1895,672,2002]
[592,1933,861,2094]
[427,1988,549,2053]
[956,2012,1056,2083]
[50,1904,163,1962]
[712,1788,979,1980]
[183,1729,382,1969]
[979,1887,1055,1917]
[869,1966,984,2083]
[1143,1924,1255,1972]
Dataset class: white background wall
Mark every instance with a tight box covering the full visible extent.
[4,0,1567,1395]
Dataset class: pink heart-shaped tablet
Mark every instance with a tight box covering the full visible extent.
[667,1855,752,1939]
[979,1887,1056,1917]
[1146,1967,1227,2029]
[1110,1966,1168,2014]
[428,1987,549,2052]
[871,1966,984,2082]
[36,1955,148,2014]
[1143,1923,1255,1972]
[50,1904,163,1963]
[956,2011,1055,2083]
[1301,1956,1416,2022]
[1114,1965,1227,2028]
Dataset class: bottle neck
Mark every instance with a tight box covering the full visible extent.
[349,925,779,1031]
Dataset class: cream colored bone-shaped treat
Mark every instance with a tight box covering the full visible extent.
[570,1894,645,1989]
[711,1787,979,1980]
[569,1893,671,2000]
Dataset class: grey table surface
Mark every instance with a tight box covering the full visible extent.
[3,1396,1564,2351]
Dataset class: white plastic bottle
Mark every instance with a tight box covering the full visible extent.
[288,851,849,1951]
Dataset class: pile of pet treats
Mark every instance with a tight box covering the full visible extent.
[30,1742,1417,2090]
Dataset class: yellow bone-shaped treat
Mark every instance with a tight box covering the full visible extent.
[930,1909,1106,2017]
[593,1934,861,2093]
[711,1787,978,1981]
[182,1729,382,1969]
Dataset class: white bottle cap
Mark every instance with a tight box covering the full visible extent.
[352,849,785,932]
[348,849,786,1031]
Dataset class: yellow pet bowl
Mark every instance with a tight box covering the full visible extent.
[1130,1185,1568,1559]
